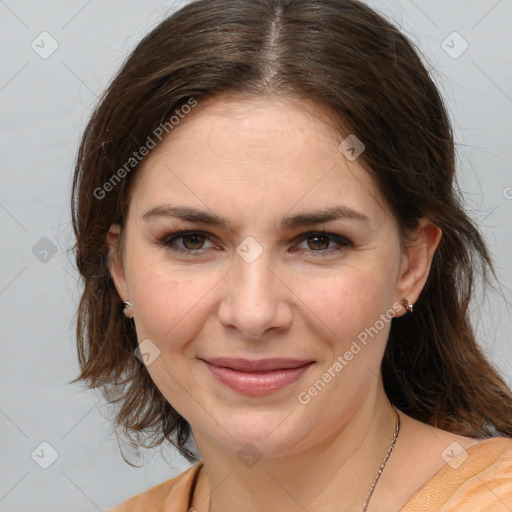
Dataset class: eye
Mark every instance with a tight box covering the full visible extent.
[158,229,352,257]
[293,231,352,256]
[159,230,217,253]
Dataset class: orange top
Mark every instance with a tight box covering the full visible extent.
[108,437,512,511]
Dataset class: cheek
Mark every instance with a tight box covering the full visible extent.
[125,257,220,419]
[289,266,396,344]
[125,249,221,348]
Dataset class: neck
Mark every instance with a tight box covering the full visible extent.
[191,385,399,512]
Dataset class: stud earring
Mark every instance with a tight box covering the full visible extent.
[123,300,133,319]
[401,298,414,313]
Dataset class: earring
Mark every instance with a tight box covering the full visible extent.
[401,298,414,313]
[123,300,133,319]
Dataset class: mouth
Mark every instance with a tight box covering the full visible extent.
[200,357,315,372]
[198,357,315,396]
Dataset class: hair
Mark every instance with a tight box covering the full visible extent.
[71,0,512,461]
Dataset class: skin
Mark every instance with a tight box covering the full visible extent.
[107,95,479,511]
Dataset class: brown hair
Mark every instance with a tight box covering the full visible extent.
[71,0,512,461]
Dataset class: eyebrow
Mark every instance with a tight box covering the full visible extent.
[142,205,370,230]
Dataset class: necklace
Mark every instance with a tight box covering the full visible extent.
[362,407,401,511]
[204,408,401,512]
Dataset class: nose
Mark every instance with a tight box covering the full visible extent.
[217,249,293,340]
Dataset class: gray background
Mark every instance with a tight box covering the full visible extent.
[0,1,511,510]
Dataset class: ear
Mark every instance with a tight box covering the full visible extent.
[106,223,129,302]
[395,218,442,316]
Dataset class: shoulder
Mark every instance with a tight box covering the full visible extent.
[402,437,512,511]
[107,461,203,512]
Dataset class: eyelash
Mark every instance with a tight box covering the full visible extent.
[158,230,352,257]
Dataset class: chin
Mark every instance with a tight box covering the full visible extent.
[211,416,312,458]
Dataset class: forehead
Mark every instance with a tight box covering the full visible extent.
[128,95,390,225]
[149,94,348,165]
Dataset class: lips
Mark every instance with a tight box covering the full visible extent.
[199,357,315,396]
[200,357,314,372]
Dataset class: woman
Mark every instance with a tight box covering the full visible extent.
[71,0,512,510]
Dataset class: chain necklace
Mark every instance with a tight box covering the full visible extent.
[362,407,401,511]
[205,408,401,512]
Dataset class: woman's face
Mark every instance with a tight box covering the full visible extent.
[109,95,430,457]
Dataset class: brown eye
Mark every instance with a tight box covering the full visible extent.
[160,230,216,254]
[306,235,330,251]
[293,231,352,257]
[182,234,207,250]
